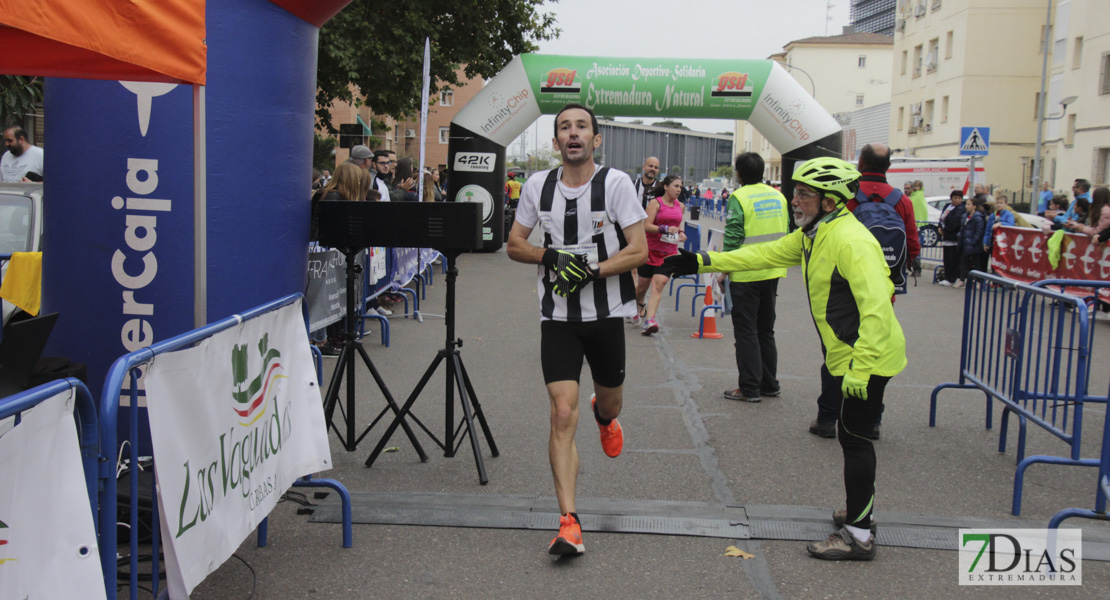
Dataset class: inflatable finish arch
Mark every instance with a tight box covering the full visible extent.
[446,55,842,251]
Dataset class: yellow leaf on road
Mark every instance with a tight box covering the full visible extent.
[723,545,754,559]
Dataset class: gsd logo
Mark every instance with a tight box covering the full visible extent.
[711,72,753,97]
[231,334,286,427]
[540,68,580,93]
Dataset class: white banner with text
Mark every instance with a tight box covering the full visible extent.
[145,300,331,597]
[0,389,106,600]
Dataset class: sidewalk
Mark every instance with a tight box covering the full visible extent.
[192,222,1110,600]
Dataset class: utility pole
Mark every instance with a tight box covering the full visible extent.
[1031,0,1053,195]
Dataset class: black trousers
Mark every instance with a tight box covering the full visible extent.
[836,374,890,528]
[959,252,982,281]
[728,279,780,397]
[942,244,961,283]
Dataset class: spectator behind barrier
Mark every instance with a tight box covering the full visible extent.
[1066,186,1110,237]
[955,195,987,287]
[938,189,966,286]
[420,171,436,202]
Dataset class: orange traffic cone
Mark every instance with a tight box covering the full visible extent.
[692,283,724,339]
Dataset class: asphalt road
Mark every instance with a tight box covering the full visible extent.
[189,216,1110,600]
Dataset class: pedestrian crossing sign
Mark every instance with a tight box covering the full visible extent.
[960,127,990,156]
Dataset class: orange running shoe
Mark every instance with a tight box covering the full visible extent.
[548,514,584,555]
[592,395,624,458]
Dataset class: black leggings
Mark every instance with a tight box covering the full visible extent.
[835,374,890,528]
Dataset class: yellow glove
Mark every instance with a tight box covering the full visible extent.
[841,371,870,401]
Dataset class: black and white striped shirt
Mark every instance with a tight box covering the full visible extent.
[516,165,647,322]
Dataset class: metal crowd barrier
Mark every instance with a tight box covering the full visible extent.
[670,222,702,300]
[1049,377,1110,529]
[930,272,1109,517]
[1,377,99,535]
[358,248,442,345]
[0,379,100,595]
[100,293,352,600]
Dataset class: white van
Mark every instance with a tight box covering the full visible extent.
[886,157,987,197]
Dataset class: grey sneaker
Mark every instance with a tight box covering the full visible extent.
[832,509,878,535]
[723,389,760,403]
[806,527,876,561]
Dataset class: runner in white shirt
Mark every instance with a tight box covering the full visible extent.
[507,104,647,556]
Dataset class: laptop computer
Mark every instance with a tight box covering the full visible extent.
[0,311,59,397]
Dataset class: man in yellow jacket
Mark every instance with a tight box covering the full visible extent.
[719,152,789,403]
[663,157,906,562]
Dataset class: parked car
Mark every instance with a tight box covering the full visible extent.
[0,182,42,255]
[920,196,1047,248]
[0,182,44,324]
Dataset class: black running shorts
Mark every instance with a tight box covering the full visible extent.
[637,263,668,279]
[540,318,626,387]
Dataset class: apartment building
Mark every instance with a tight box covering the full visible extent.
[734,31,894,182]
[324,67,484,173]
[890,0,1108,196]
[1039,0,1110,189]
[851,0,899,36]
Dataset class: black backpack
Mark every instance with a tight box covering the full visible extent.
[851,187,908,295]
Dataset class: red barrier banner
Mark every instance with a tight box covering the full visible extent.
[991,226,1110,302]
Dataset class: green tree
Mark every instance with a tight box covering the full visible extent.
[711,165,733,179]
[316,1,559,132]
[653,120,690,130]
[313,134,338,171]
[526,147,558,172]
[0,75,42,128]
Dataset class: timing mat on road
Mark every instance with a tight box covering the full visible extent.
[309,491,1110,560]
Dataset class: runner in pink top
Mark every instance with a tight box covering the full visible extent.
[635,175,687,335]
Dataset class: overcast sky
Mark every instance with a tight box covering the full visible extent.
[509,0,852,157]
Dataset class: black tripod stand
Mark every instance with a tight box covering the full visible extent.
[365,250,499,483]
[321,246,428,459]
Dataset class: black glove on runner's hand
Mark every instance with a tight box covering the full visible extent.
[543,249,592,297]
[661,248,702,278]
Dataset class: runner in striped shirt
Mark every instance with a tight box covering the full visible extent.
[507,104,648,556]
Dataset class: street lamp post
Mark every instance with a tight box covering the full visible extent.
[664,133,670,177]
[1031,0,1053,193]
